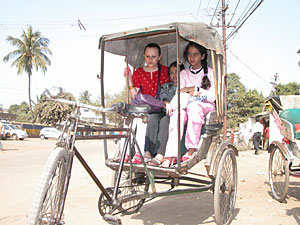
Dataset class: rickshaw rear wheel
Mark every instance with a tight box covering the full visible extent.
[27,147,68,225]
[268,143,289,202]
[214,147,237,225]
[112,170,149,215]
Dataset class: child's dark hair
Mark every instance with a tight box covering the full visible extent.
[168,61,185,75]
[183,42,208,74]
[183,42,210,89]
[201,75,211,90]
[144,43,161,55]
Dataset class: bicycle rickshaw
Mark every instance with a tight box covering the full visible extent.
[27,22,238,225]
[267,98,300,202]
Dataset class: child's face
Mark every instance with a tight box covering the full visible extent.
[169,66,177,86]
[143,47,161,69]
[187,46,205,69]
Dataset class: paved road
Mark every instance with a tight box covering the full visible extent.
[0,138,299,225]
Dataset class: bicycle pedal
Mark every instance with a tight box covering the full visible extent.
[103,214,122,224]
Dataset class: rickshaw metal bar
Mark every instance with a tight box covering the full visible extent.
[75,135,127,140]
[125,40,130,104]
[210,50,220,118]
[118,184,213,204]
[113,131,131,200]
[187,171,210,179]
[77,127,129,132]
[175,25,181,172]
[100,38,109,160]
[131,131,156,192]
[217,55,223,122]
[74,146,112,201]
[222,61,226,119]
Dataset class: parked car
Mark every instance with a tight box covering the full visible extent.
[3,124,28,140]
[39,127,62,139]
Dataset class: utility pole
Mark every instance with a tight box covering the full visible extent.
[222,0,228,140]
[270,73,279,95]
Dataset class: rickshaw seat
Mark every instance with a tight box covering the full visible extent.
[201,110,223,135]
[279,109,300,139]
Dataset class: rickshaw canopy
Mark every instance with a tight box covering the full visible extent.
[98,22,226,121]
[99,22,224,68]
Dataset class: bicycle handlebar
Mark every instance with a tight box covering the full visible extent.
[52,98,150,116]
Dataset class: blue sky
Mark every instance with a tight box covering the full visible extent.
[1,0,299,109]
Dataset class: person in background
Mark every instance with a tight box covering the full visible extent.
[252,117,264,155]
[0,121,4,151]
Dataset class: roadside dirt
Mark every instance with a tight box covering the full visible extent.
[0,138,299,225]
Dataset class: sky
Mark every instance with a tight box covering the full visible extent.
[0,0,299,109]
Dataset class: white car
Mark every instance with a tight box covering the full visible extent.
[39,127,62,139]
[3,124,28,140]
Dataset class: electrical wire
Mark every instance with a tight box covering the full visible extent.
[196,0,203,20]
[228,49,269,82]
[227,0,241,26]
[210,0,221,26]
[227,0,263,41]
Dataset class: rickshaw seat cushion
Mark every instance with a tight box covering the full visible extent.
[201,110,223,135]
[279,109,300,139]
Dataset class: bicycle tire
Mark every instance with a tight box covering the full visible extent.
[27,147,69,225]
[214,147,237,225]
[268,144,289,202]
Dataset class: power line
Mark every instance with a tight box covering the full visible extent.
[227,0,241,26]
[228,49,268,82]
[210,0,221,26]
[196,0,203,20]
[227,0,264,41]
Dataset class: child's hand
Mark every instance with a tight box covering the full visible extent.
[166,103,173,115]
[123,67,132,77]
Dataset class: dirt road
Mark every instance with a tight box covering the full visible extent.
[0,138,299,225]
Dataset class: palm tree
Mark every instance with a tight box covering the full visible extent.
[3,25,52,120]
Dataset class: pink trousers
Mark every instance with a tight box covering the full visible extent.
[164,101,215,158]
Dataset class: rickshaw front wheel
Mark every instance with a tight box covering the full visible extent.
[27,147,68,225]
[268,143,289,202]
[214,147,237,225]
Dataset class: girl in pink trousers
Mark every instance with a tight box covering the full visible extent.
[161,42,216,167]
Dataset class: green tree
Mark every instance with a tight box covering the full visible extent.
[271,82,300,96]
[99,88,127,127]
[33,91,75,126]
[227,73,265,128]
[7,102,31,122]
[79,90,92,104]
[3,26,52,120]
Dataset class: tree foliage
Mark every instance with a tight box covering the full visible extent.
[3,26,52,120]
[7,102,31,122]
[79,90,92,104]
[227,73,265,128]
[33,91,75,126]
[101,88,127,127]
[271,82,300,96]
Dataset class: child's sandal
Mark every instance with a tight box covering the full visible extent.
[144,151,153,163]
[131,153,142,164]
[147,158,162,166]
[160,157,176,168]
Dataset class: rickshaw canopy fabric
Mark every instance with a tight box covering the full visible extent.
[99,22,226,121]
